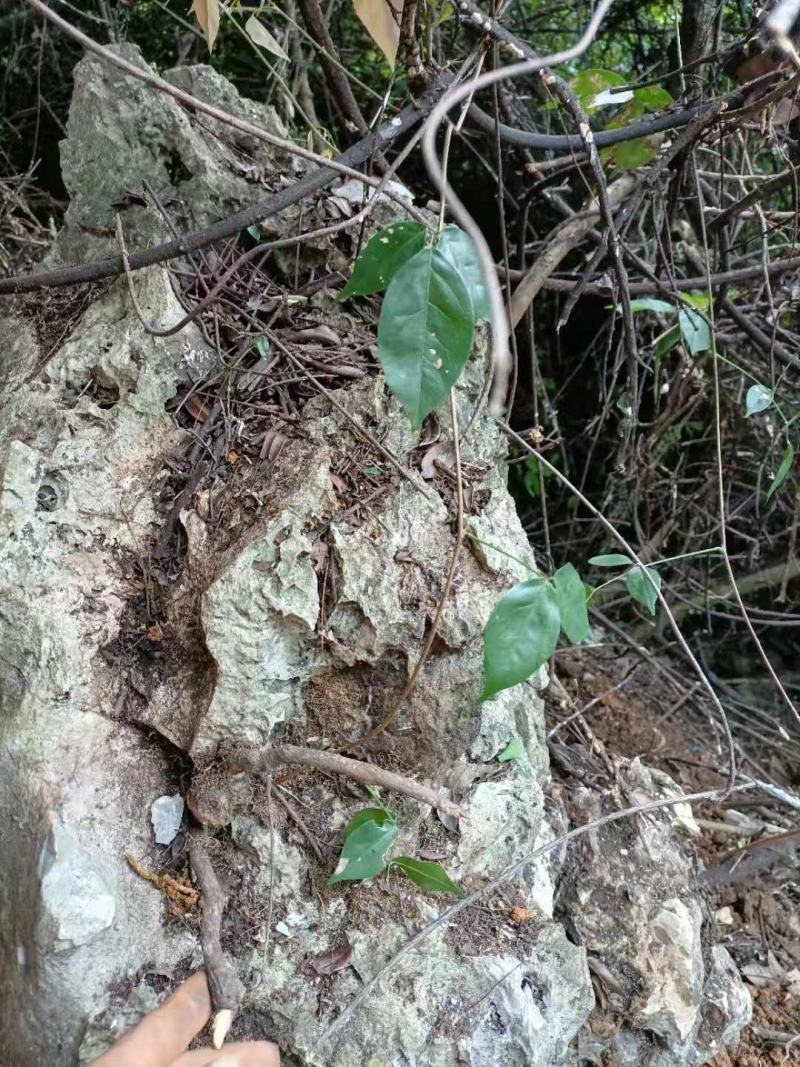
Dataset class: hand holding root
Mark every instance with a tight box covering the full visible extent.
[89,970,277,1066]
[189,832,246,1050]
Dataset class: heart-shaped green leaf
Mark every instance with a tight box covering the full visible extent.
[328,809,398,884]
[337,222,427,300]
[342,807,396,837]
[553,563,592,643]
[435,226,490,319]
[745,383,773,417]
[613,135,660,169]
[482,579,561,700]
[391,857,461,894]
[681,292,710,310]
[633,84,673,110]
[625,566,661,615]
[378,247,474,426]
[678,308,711,355]
[627,298,675,313]
[569,68,627,110]
[654,323,681,358]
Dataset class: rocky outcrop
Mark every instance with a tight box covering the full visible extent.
[0,268,208,1065]
[560,758,752,1065]
[50,44,291,265]
[0,50,750,1067]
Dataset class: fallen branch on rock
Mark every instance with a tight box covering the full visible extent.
[230,742,463,819]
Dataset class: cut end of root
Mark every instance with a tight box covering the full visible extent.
[212,1009,234,1049]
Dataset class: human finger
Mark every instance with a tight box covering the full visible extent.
[91,971,212,1067]
[171,1040,280,1067]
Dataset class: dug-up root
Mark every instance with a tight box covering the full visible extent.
[231,742,463,819]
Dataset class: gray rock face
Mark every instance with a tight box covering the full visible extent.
[0,50,750,1067]
[0,270,207,1065]
[40,822,117,949]
[51,45,290,265]
[228,815,592,1067]
[560,758,752,1065]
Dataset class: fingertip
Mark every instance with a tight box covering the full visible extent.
[182,970,213,1010]
[210,1040,280,1067]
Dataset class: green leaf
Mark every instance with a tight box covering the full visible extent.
[391,857,462,894]
[654,323,681,358]
[678,308,711,355]
[497,738,525,762]
[482,579,561,700]
[766,441,794,501]
[625,566,661,615]
[343,807,396,837]
[633,84,673,110]
[613,135,660,169]
[588,553,631,567]
[377,247,474,427]
[328,809,399,884]
[627,298,674,313]
[745,383,773,416]
[435,226,490,319]
[337,222,427,300]
[553,563,592,643]
[680,292,710,310]
[247,224,262,242]
[569,68,627,110]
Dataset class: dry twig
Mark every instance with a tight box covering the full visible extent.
[188,832,245,1049]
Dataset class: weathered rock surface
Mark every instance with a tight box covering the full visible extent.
[50,45,291,266]
[0,268,208,1065]
[0,51,750,1067]
[559,758,752,1065]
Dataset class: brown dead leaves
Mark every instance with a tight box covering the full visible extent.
[191,0,220,51]
[304,940,353,977]
[352,0,403,67]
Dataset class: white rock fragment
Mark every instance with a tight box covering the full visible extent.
[151,794,185,845]
[40,823,116,949]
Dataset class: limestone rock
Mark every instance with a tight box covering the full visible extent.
[39,821,116,949]
[0,45,752,1067]
[78,982,162,1065]
[191,453,337,757]
[0,270,208,1065]
[228,825,592,1067]
[52,45,290,265]
[559,757,751,1065]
